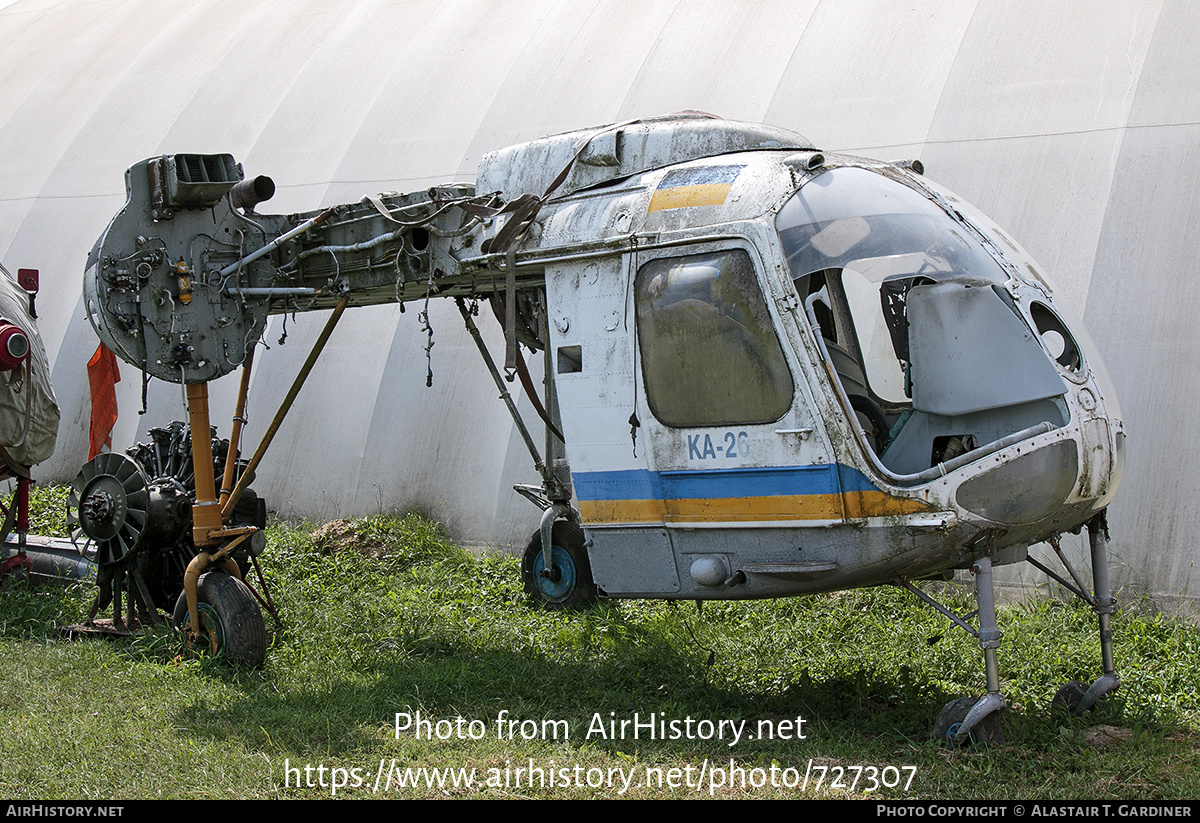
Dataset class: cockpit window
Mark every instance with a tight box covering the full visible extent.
[777,168,1017,409]
[635,249,793,427]
[776,168,1067,472]
[776,167,1007,288]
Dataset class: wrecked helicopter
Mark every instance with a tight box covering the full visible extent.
[71,114,1124,743]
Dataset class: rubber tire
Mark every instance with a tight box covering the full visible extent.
[521,521,597,609]
[172,572,267,666]
[933,696,1005,747]
[1051,680,1106,717]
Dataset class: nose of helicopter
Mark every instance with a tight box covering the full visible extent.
[952,405,1123,529]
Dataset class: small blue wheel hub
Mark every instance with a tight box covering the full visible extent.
[531,545,577,604]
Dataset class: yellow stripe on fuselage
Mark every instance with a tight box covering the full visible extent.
[842,491,932,519]
[578,492,929,525]
[647,183,732,212]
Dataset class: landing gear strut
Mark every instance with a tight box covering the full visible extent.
[907,510,1121,745]
[902,550,1007,745]
[1034,512,1120,714]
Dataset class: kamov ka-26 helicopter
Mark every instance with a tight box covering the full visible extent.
[74,113,1124,744]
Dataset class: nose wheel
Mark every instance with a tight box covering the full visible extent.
[934,695,1005,746]
[911,512,1122,745]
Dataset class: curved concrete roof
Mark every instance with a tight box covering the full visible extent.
[0,0,1195,604]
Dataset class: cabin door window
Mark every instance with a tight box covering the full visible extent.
[633,248,794,428]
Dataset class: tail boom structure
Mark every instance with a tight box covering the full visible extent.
[84,153,540,386]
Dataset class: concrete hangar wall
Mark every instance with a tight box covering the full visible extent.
[0,0,1194,605]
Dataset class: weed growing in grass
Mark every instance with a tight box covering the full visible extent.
[1,507,1198,799]
[27,483,70,538]
[0,579,91,639]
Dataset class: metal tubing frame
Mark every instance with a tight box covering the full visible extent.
[1025,555,1091,603]
[456,295,572,577]
[899,580,979,638]
[455,298,546,478]
[219,347,254,510]
[248,554,280,624]
[221,299,348,521]
[186,298,344,639]
[1050,535,1095,602]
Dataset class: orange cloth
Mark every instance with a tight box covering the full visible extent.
[87,343,120,459]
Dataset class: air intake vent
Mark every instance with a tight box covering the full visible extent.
[164,153,243,207]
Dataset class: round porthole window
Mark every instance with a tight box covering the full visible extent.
[1030,302,1082,373]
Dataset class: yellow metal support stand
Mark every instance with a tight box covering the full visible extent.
[186,382,222,548]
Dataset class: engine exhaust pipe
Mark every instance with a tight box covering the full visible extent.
[229,175,276,212]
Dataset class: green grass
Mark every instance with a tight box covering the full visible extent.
[0,506,1197,799]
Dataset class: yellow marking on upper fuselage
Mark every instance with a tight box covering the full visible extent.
[647,183,732,212]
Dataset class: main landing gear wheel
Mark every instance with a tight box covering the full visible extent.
[521,521,597,609]
[172,571,267,666]
[934,696,1005,747]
